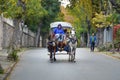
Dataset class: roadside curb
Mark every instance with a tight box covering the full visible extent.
[85,48,120,60]
[3,61,17,80]
[99,52,120,60]
[1,49,27,80]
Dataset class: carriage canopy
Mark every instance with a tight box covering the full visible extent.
[50,22,72,29]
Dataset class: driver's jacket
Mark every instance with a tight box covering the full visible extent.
[53,28,65,41]
[53,28,64,34]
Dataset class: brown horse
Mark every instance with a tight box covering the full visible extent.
[47,34,57,62]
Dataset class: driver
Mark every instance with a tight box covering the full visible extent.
[53,24,65,41]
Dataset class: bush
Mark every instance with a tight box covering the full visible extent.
[7,50,18,61]
[97,45,106,51]
[115,28,120,43]
[0,65,4,74]
[97,43,112,51]
[0,69,4,74]
[105,43,112,51]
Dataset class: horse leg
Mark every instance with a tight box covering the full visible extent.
[71,52,74,62]
[71,51,75,62]
[59,42,62,51]
[50,52,52,59]
[71,49,75,62]
[49,46,52,61]
[53,47,56,61]
[69,51,73,62]
[73,52,76,62]
[74,49,76,59]
[68,52,71,61]
[70,47,73,62]
[72,48,76,62]
[68,46,71,62]
[50,52,53,62]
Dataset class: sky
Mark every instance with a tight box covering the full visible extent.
[59,0,70,8]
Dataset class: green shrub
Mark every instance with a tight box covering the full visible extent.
[106,43,112,51]
[115,28,120,43]
[0,70,4,74]
[97,45,106,51]
[97,43,113,51]
[0,66,4,74]
[7,50,18,61]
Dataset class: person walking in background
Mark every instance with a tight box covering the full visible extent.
[90,33,97,52]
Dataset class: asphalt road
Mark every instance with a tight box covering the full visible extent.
[9,48,120,80]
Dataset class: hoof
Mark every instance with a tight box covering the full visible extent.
[50,58,53,63]
[73,60,76,63]
[54,58,56,61]
[50,60,53,63]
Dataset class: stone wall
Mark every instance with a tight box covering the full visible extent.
[0,16,3,50]
[0,16,37,49]
[2,22,14,48]
[22,31,35,47]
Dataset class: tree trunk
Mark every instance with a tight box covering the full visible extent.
[111,24,115,53]
[80,33,85,47]
[35,23,42,47]
[42,34,47,48]
[8,19,20,54]
[0,16,3,50]
[0,16,3,71]
[108,0,115,53]
[86,16,91,47]
[87,32,90,47]
[110,0,120,13]
[20,22,24,48]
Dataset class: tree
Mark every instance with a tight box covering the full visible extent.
[24,0,47,47]
[0,0,48,59]
[67,0,93,46]
[41,0,61,47]
[109,0,120,13]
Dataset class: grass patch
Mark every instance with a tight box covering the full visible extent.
[0,67,4,74]
[7,50,18,61]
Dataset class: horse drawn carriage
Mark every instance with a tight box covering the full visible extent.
[47,22,77,62]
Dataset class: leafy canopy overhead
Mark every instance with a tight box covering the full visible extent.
[40,0,61,34]
[67,0,92,37]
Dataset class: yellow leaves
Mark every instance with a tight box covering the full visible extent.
[9,0,17,6]
[25,0,47,20]
[68,0,93,34]
[95,23,105,28]
[2,12,10,18]
[22,0,28,4]
[92,12,112,28]
[1,0,47,21]
[16,7,22,13]
[61,7,74,23]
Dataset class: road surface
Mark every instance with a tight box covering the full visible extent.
[9,48,120,80]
